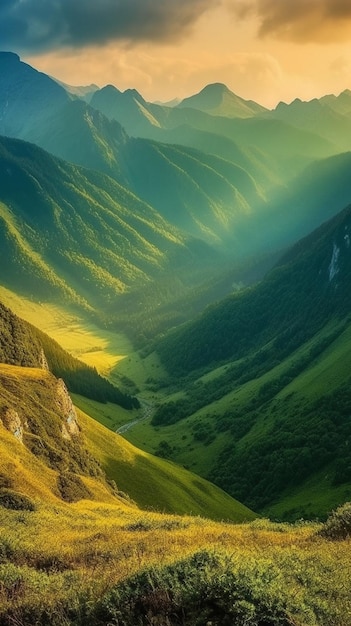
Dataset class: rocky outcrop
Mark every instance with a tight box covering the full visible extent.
[55,379,80,439]
[39,348,49,371]
[1,408,27,443]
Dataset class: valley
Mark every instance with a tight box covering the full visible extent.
[1,50,351,625]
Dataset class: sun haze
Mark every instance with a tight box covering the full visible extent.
[2,1,351,110]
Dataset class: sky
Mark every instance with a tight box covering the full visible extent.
[2,0,351,107]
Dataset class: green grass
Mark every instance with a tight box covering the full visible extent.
[79,407,254,521]
[3,495,350,626]
[0,358,255,524]
[124,318,351,517]
[265,467,351,521]
[71,394,139,431]
[279,321,351,399]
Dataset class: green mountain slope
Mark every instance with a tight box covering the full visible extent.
[122,137,264,245]
[0,300,137,409]
[0,135,211,307]
[264,151,351,250]
[0,300,254,521]
[0,362,253,520]
[157,204,351,375]
[146,124,281,192]
[147,204,351,517]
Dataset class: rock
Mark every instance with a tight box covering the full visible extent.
[1,408,24,443]
[39,348,49,371]
[55,379,80,439]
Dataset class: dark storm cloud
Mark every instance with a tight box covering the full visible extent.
[231,0,351,42]
[0,0,213,52]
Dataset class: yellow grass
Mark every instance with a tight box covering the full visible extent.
[0,286,166,390]
[0,499,320,587]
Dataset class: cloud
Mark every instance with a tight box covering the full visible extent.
[229,0,351,43]
[0,0,213,53]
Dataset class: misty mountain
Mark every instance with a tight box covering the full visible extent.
[90,84,163,136]
[53,78,99,101]
[177,82,268,118]
[90,76,335,183]
[1,51,341,255]
[269,93,351,152]
[0,51,70,141]
[157,202,351,374]
[0,54,267,248]
[264,151,351,251]
[320,88,351,116]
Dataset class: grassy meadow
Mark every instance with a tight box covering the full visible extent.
[1,500,351,625]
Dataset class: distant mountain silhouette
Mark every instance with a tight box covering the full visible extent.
[177,82,268,118]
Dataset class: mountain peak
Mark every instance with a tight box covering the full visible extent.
[0,51,20,63]
[180,82,233,108]
[124,88,145,103]
[177,82,266,118]
[201,82,231,94]
[100,84,122,95]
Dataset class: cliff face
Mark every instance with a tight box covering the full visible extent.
[0,377,80,444]
[0,364,103,493]
[0,407,27,443]
[55,378,80,440]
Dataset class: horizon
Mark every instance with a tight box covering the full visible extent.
[3,48,351,112]
[1,1,351,107]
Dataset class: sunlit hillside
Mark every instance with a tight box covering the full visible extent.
[1,369,350,626]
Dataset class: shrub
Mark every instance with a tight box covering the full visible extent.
[56,472,92,503]
[0,489,36,511]
[0,474,13,489]
[318,501,351,540]
[0,538,15,563]
[93,550,298,626]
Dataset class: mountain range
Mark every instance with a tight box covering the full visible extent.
[1,50,351,525]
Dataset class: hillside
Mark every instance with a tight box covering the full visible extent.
[264,151,351,250]
[0,299,137,409]
[140,204,351,517]
[0,297,253,520]
[0,319,349,625]
[157,204,351,375]
[0,135,215,307]
[1,304,350,626]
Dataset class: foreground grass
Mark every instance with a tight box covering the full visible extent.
[0,502,350,626]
